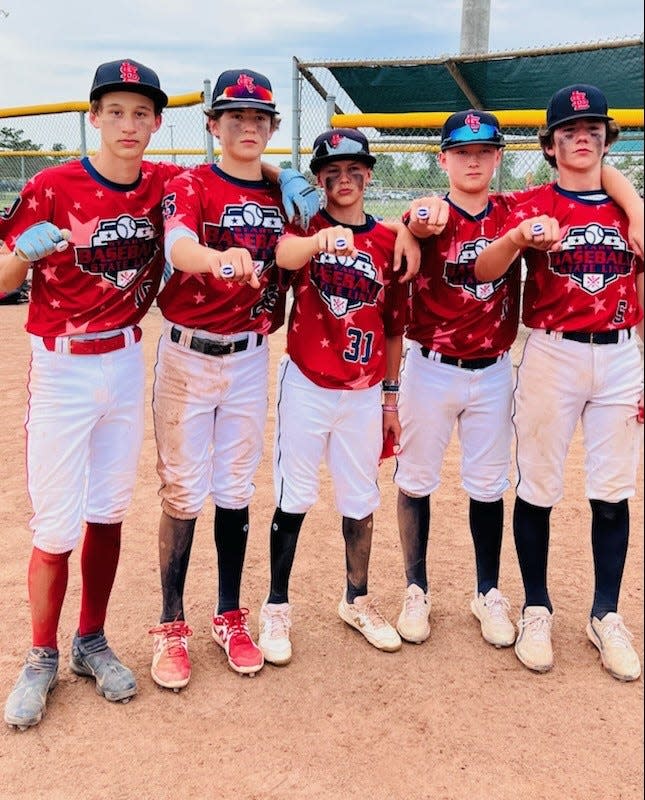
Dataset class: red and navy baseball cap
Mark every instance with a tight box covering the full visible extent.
[309,128,376,174]
[546,84,612,131]
[90,59,168,110]
[440,110,505,150]
[210,69,278,114]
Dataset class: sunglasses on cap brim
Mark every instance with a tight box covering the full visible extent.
[218,84,274,103]
[443,123,504,146]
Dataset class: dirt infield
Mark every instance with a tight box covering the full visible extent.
[0,303,642,800]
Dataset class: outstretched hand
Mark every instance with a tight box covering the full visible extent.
[278,168,320,231]
[14,222,71,262]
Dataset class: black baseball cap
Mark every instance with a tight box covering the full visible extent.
[210,69,278,114]
[90,59,168,110]
[546,84,612,131]
[309,128,376,174]
[440,110,505,150]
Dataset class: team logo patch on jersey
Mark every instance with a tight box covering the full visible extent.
[311,251,382,318]
[74,214,159,289]
[204,202,284,275]
[444,237,506,300]
[549,224,632,294]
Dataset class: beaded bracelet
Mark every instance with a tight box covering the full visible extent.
[382,404,399,412]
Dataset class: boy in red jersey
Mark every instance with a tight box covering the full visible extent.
[394,111,523,649]
[475,84,644,680]
[394,109,643,653]
[255,128,439,665]
[148,69,307,687]
[0,59,180,730]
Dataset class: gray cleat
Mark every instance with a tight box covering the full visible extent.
[70,630,137,702]
[4,647,59,730]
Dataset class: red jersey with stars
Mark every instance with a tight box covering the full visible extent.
[0,157,181,337]
[283,210,408,390]
[499,183,644,331]
[407,193,528,358]
[158,164,288,336]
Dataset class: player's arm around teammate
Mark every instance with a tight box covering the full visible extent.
[474,85,644,681]
[150,69,303,689]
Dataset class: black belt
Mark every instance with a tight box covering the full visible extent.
[170,326,263,356]
[548,329,630,345]
[420,347,500,370]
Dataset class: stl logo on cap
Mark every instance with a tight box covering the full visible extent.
[237,73,257,95]
[330,133,343,149]
[464,112,482,132]
[569,90,591,112]
[119,61,142,85]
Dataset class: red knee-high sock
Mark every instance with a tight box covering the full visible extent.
[28,546,71,650]
[78,522,122,636]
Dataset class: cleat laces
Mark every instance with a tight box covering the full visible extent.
[149,621,192,656]
[601,617,634,649]
[486,591,512,621]
[403,592,428,620]
[520,613,551,641]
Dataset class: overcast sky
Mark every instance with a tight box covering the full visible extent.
[0,0,642,155]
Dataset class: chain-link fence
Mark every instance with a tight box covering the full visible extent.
[292,42,644,219]
[2,43,643,220]
[0,86,212,209]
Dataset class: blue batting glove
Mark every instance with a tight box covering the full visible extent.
[278,168,320,231]
[14,222,69,262]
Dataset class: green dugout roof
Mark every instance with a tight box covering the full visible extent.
[315,38,644,113]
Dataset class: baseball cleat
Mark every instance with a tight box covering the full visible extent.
[212,608,264,675]
[514,606,553,673]
[338,593,402,652]
[258,601,293,666]
[149,620,193,690]
[586,613,641,682]
[396,584,431,644]
[4,647,59,730]
[70,630,137,702]
[470,587,516,648]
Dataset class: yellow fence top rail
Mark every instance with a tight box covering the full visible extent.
[0,92,204,119]
[331,109,645,129]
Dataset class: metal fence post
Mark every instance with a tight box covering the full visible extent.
[326,95,336,129]
[79,111,87,158]
[291,58,301,170]
[203,79,214,164]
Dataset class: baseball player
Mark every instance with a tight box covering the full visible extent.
[474,84,644,681]
[394,110,525,649]
[148,68,322,688]
[256,128,437,665]
[393,110,644,652]
[0,59,179,730]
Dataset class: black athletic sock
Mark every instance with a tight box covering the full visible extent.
[158,512,197,623]
[513,496,553,613]
[397,490,430,593]
[267,507,306,604]
[469,498,504,596]
[342,515,373,603]
[214,505,249,614]
[590,499,629,619]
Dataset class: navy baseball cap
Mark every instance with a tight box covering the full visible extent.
[309,128,376,174]
[440,110,505,150]
[90,59,168,110]
[546,84,612,131]
[210,69,278,114]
